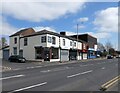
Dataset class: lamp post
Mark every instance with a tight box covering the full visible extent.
[77,24,79,60]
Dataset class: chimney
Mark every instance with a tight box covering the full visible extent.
[60,32,66,36]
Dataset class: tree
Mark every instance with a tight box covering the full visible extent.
[105,40,113,54]
[109,48,115,56]
[0,37,8,48]
[97,42,105,52]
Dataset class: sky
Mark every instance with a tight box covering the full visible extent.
[0,0,119,50]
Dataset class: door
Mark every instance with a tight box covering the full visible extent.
[44,48,50,61]
[3,50,9,60]
[19,50,23,57]
[60,49,69,61]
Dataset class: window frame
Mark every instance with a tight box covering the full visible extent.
[14,37,17,44]
[48,36,52,43]
[41,36,46,43]
[52,36,56,44]
[70,41,72,46]
[74,42,76,47]
[63,39,65,46]
[24,38,28,46]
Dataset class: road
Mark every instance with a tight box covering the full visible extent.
[2,58,119,92]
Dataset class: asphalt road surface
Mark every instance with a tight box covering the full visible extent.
[2,58,119,92]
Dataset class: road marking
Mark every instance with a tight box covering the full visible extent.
[101,67,105,69]
[100,75,120,91]
[0,74,24,80]
[9,82,47,93]
[40,70,51,73]
[67,70,93,78]
[26,67,35,69]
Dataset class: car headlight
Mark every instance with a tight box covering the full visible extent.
[19,59,25,61]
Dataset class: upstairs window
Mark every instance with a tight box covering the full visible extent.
[24,38,28,46]
[41,36,46,43]
[52,37,56,44]
[48,36,52,43]
[74,42,76,47]
[63,39,65,46]
[70,41,72,46]
[14,37,17,44]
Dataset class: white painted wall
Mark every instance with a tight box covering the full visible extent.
[9,36,20,56]
[69,40,82,50]
[20,35,48,60]
[47,34,59,48]
[94,44,98,51]
[10,33,83,61]
[60,37,70,50]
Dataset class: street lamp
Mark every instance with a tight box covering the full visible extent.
[77,24,79,60]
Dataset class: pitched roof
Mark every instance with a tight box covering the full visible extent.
[10,28,35,37]
[21,29,60,37]
[21,29,84,42]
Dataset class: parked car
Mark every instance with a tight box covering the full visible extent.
[107,55,113,59]
[8,55,26,63]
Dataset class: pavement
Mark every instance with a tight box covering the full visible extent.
[2,58,106,72]
[1,58,119,92]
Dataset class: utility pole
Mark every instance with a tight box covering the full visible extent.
[77,24,79,60]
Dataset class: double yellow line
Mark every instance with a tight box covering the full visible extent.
[100,75,120,91]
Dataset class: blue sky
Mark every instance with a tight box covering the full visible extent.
[1,1,118,50]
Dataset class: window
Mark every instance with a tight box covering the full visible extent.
[74,42,76,47]
[41,36,46,43]
[48,36,52,43]
[24,38,28,46]
[14,37,17,44]
[51,48,59,59]
[52,37,56,44]
[13,47,17,55]
[63,39,65,46]
[70,41,72,46]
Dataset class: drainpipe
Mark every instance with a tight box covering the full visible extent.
[59,36,61,63]
[18,34,20,55]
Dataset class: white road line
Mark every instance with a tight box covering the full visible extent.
[101,67,105,69]
[9,82,47,93]
[26,67,34,69]
[0,75,24,80]
[67,70,93,78]
[40,70,51,73]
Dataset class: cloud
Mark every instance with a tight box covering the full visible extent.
[77,17,89,23]
[2,2,86,22]
[73,25,85,29]
[93,7,118,33]
[0,15,18,36]
[33,26,56,32]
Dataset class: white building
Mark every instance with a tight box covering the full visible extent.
[9,28,83,62]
